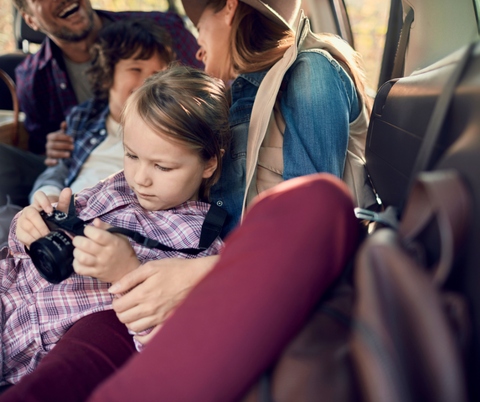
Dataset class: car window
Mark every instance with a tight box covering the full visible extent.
[93,0,169,12]
[0,0,14,55]
[343,0,390,91]
[474,0,480,27]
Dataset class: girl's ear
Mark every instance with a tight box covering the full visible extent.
[202,155,219,179]
[224,0,238,27]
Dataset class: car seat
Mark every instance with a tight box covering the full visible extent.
[365,0,480,399]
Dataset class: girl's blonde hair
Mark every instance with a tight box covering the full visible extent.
[121,66,230,202]
[207,0,371,112]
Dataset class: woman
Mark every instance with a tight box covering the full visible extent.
[0,1,367,401]
[108,0,369,346]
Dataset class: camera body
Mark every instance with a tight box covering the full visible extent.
[28,210,87,284]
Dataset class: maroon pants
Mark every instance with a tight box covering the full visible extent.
[2,173,359,402]
[0,310,136,402]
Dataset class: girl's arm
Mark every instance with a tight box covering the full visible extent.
[108,255,219,336]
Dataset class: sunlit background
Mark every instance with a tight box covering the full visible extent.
[0,0,389,90]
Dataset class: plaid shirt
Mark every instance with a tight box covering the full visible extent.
[15,10,202,154]
[64,98,111,187]
[30,98,112,197]
[0,171,223,384]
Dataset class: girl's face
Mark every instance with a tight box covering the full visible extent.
[109,52,168,122]
[123,112,218,211]
[196,4,234,81]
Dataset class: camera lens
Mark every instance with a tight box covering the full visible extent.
[29,229,75,284]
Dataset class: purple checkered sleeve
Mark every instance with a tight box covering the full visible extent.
[0,171,223,384]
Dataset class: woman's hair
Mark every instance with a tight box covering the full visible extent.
[206,0,371,112]
[207,0,295,74]
[87,18,174,100]
[121,66,230,202]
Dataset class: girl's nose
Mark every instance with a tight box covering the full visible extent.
[134,165,152,187]
[196,47,205,62]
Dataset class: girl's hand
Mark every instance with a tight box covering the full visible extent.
[72,218,141,283]
[109,255,219,334]
[16,188,71,247]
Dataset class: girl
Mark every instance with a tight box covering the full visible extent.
[0,66,228,385]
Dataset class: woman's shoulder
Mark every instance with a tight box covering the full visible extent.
[287,49,353,86]
[283,48,357,110]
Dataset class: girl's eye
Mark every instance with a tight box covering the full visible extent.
[125,152,137,160]
[130,68,141,72]
[156,165,171,172]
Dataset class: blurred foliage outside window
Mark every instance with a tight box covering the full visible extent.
[344,0,390,90]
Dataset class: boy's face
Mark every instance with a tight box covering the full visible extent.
[123,112,218,211]
[109,52,168,123]
[22,0,95,42]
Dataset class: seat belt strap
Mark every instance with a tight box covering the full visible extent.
[106,204,227,256]
[400,41,477,214]
[391,8,414,79]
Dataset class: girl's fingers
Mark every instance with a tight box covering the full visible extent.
[32,191,53,214]
[56,188,72,213]
[72,235,104,257]
[72,248,98,267]
[83,224,115,247]
[92,218,113,230]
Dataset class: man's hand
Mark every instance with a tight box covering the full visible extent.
[72,218,141,283]
[45,121,74,166]
[16,188,71,247]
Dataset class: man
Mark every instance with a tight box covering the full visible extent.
[0,0,201,208]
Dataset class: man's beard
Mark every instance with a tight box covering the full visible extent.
[49,6,95,42]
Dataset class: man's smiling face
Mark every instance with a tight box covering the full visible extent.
[22,0,95,42]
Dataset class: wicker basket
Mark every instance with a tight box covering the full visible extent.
[0,69,29,150]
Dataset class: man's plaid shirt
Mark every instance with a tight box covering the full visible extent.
[0,171,223,384]
[15,9,202,154]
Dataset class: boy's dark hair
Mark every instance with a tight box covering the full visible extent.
[87,18,173,100]
[122,66,230,202]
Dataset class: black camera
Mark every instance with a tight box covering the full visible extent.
[28,209,88,284]
[27,195,226,284]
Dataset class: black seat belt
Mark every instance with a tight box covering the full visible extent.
[106,204,227,255]
[391,7,415,79]
[400,41,477,214]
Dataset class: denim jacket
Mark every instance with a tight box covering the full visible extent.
[211,50,360,238]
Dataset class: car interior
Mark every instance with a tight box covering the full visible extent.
[0,0,479,399]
